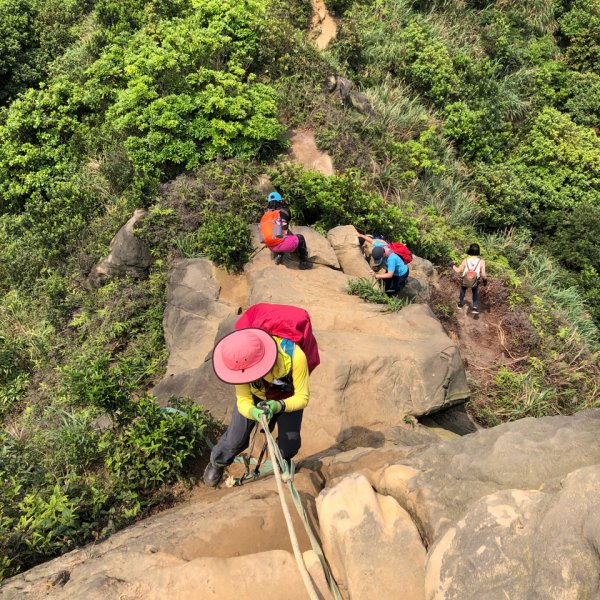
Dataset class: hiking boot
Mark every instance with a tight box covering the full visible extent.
[472,307,479,315]
[457,302,464,309]
[203,462,224,487]
[298,261,313,270]
[274,253,284,266]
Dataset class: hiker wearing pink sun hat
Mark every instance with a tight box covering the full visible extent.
[204,303,319,487]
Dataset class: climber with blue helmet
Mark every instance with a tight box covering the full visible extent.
[262,190,312,269]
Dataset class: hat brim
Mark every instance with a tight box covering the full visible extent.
[212,328,278,385]
[372,257,385,267]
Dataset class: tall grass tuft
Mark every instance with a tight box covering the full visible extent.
[346,278,413,312]
[522,252,599,348]
[365,80,430,140]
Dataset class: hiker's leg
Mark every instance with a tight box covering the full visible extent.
[273,409,304,461]
[210,402,256,467]
[396,273,408,292]
[295,234,309,261]
[472,286,479,311]
[383,277,396,296]
[459,287,467,306]
[295,234,312,269]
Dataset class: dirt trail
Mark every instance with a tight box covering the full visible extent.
[431,270,519,392]
[310,0,337,50]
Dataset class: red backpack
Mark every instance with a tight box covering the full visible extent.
[235,303,320,374]
[388,242,413,264]
[258,210,284,247]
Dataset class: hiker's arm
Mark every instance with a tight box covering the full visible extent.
[374,268,393,279]
[480,260,487,278]
[357,233,377,246]
[283,346,310,412]
[235,384,256,420]
[452,260,465,274]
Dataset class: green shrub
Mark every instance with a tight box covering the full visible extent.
[0,0,92,103]
[477,108,600,229]
[560,0,600,72]
[271,164,420,242]
[103,396,213,491]
[87,0,285,181]
[395,18,460,106]
[197,211,253,272]
[95,0,192,33]
[64,352,137,421]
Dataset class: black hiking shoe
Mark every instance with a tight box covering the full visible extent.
[472,307,479,315]
[456,302,464,309]
[298,261,313,270]
[274,253,284,266]
[203,462,224,487]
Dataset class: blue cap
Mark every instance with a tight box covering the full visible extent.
[268,191,282,202]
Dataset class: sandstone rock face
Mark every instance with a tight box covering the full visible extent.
[288,129,335,176]
[6,408,600,600]
[310,0,337,50]
[317,473,426,600]
[161,227,466,455]
[162,259,240,376]
[326,225,433,302]
[327,225,372,278]
[0,474,325,600]
[425,464,600,600]
[88,209,152,286]
[375,410,600,545]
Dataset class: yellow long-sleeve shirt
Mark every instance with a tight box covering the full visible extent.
[235,337,310,420]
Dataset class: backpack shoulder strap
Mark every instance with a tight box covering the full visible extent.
[279,338,295,360]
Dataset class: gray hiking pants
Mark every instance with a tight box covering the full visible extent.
[210,399,304,467]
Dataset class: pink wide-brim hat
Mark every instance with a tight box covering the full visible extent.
[212,328,278,384]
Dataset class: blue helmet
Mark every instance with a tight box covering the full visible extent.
[268,191,282,203]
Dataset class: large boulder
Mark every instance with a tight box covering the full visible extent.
[425,465,600,599]
[317,473,426,600]
[162,259,242,376]
[326,225,371,278]
[88,209,152,286]
[0,474,328,600]
[241,234,469,455]
[374,410,600,544]
[326,76,375,117]
[154,227,467,454]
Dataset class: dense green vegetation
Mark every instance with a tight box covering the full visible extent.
[0,0,598,581]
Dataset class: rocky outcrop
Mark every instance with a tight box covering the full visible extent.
[88,209,152,287]
[326,76,375,117]
[155,226,467,454]
[162,259,240,376]
[7,411,600,600]
[326,225,433,302]
[317,474,426,600]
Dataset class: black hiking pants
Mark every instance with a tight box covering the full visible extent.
[459,285,479,310]
[383,271,409,296]
[295,233,309,261]
[210,399,304,467]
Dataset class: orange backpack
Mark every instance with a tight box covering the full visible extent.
[258,210,284,247]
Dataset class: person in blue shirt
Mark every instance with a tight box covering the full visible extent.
[369,245,409,296]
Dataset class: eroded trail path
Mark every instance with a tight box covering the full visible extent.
[310,0,338,50]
